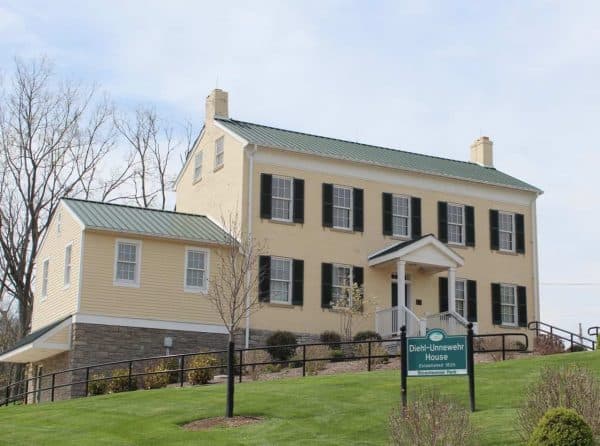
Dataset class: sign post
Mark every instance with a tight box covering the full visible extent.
[401,323,475,411]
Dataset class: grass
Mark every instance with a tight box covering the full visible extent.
[0,352,598,445]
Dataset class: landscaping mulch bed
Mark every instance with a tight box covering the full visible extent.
[182,416,264,431]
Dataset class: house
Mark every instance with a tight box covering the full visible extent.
[0,89,542,401]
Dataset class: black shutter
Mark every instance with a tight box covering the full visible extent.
[490,210,499,251]
[382,193,393,235]
[438,202,448,243]
[322,184,333,228]
[293,179,305,224]
[292,259,304,306]
[467,280,477,322]
[465,205,475,247]
[258,255,271,302]
[321,263,333,308]
[353,188,364,232]
[411,197,422,239]
[515,214,525,254]
[439,277,448,312]
[517,286,527,327]
[491,283,502,325]
[260,174,272,219]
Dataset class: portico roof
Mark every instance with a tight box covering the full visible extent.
[368,234,464,271]
[0,316,72,364]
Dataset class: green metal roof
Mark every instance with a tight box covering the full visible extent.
[216,118,541,193]
[63,198,230,244]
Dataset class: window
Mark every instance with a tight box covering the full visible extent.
[392,195,410,237]
[214,137,224,169]
[455,279,466,318]
[64,244,72,287]
[500,284,517,326]
[193,151,203,181]
[447,204,465,245]
[57,211,62,235]
[271,176,293,221]
[269,257,292,303]
[332,264,352,304]
[184,248,208,292]
[114,240,141,286]
[499,212,515,252]
[333,185,352,229]
[41,259,49,299]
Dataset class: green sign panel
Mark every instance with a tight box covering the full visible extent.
[406,329,468,376]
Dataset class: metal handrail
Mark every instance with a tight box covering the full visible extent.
[0,333,529,407]
[588,326,600,337]
[528,321,596,351]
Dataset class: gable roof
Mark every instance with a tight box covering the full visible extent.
[63,198,231,244]
[216,118,541,193]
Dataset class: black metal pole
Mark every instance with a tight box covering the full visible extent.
[302,345,306,377]
[84,367,90,397]
[502,335,506,361]
[179,356,185,387]
[226,340,235,418]
[128,361,133,391]
[467,323,475,412]
[400,325,407,409]
[51,374,56,402]
[239,350,243,384]
[367,341,372,372]
[5,384,9,406]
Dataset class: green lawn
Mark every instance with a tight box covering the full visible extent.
[0,352,598,446]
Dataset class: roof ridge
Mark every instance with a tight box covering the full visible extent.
[217,117,498,170]
[62,197,210,220]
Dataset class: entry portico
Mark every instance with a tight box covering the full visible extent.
[369,234,467,337]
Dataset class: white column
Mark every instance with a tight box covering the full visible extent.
[448,267,456,314]
[397,260,406,332]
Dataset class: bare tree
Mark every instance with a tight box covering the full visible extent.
[0,58,125,337]
[115,108,178,210]
[205,212,264,418]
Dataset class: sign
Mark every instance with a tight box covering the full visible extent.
[406,329,468,376]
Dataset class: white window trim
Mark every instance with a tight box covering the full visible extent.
[332,185,353,230]
[193,151,203,182]
[498,211,516,253]
[41,258,50,301]
[269,256,293,304]
[447,203,466,246]
[63,242,73,289]
[500,283,518,327]
[184,246,210,294]
[455,278,467,319]
[392,194,411,238]
[271,175,294,222]
[332,263,353,304]
[214,136,224,169]
[113,239,142,288]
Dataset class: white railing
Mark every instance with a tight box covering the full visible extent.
[424,311,477,335]
[375,306,424,338]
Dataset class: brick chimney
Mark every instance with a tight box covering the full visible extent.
[470,136,493,167]
[205,89,229,123]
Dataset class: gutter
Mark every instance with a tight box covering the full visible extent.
[244,144,258,348]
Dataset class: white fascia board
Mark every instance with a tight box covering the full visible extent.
[174,126,206,188]
[368,235,464,268]
[72,314,228,334]
[213,120,250,145]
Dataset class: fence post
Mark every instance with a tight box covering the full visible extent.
[51,374,56,402]
[128,361,133,391]
[467,323,475,412]
[84,367,90,397]
[5,384,9,406]
[570,333,574,351]
[367,341,372,372]
[302,345,306,377]
[24,379,28,405]
[179,356,185,387]
[239,350,243,384]
[400,325,407,409]
[502,335,506,361]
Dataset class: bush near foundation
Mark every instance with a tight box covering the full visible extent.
[187,354,218,385]
[265,331,297,362]
[142,363,170,390]
[353,331,382,341]
[109,369,137,393]
[88,374,108,395]
[320,331,342,350]
[527,408,593,446]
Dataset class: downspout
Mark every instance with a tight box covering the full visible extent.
[245,144,258,348]
[531,196,541,322]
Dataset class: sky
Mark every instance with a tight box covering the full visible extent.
[1,0,599,336]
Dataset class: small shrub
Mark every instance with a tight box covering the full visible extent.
[163,357,180,384]
[353,331,382,341]
[528,407,593,446]
[266,331,297,361]
[304,345,329,376]
[187,354,218,385]
[534,334,564,355]
[330,349,346,362]
[243,349,271,381]
[568,344,586,352]
[142,363,170,390]
[262,363,283,373]
[109,369,137,393]
[88,373,108,396]
[389,391,475,446]
[320,331,342,350]
[518,365,600,439]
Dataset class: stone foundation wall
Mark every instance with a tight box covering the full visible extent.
[30,352,72,403]
[235,328,321,347]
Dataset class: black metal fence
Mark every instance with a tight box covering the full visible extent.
[588,326,600,338]
[528,321,596,351]
[1,333,528,407]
